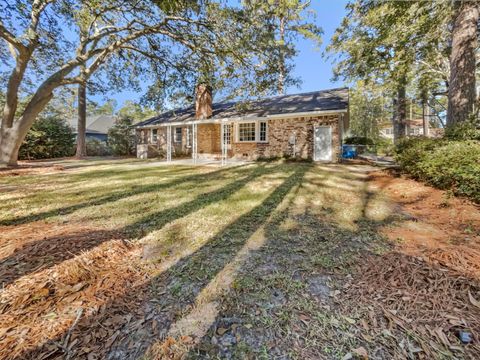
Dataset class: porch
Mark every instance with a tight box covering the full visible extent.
[137,122,234,165]
[136,114,341,164]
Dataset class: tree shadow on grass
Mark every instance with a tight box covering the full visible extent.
[0,164,264,287]
[15,164,310,360]
[182,175,401,359]
[184,167,480,359]
[0,164,248,226]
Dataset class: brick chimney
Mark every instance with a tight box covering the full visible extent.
[195,83,212,119]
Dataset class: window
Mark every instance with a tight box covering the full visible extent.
[151,129,158,143]
[238,122,256,142]
[223,124,232,145]
[409,128,421,136]
[174,127,182,143]
[259,121,267,142]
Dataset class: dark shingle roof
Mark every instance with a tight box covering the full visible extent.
[136,87,349,127]
[67,115,117,134]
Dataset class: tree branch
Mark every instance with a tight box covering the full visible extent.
[0,22,26,51]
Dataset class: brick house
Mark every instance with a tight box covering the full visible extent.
[135,86,349,163]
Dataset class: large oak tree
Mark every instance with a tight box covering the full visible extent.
[0,0,284,166]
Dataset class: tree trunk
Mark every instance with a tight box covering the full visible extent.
[0,126,22,167]
[76,80,87,157]
[0,91,53,167]
[422,97,430,137]
[393,79,407,143]
[277,15,286,95]
[447,1,479,127]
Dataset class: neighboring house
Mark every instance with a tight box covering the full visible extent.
[380,119,444,139]
[67,114,117,142]
[135,86,349,162]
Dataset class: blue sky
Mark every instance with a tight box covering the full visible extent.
[286,0,348,93]
[106,0,349,109]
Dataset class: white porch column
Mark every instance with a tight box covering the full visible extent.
[192,123,198,164]
[221,121,228,166]
[167,125,172,162]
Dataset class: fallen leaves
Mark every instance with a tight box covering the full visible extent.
[469,290,480,309]
[342,252,480,358]
[352,346,368,359]
[148,336,194,360]
[0,239,144,360]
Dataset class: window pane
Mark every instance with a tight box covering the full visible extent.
[223,124,232,144]
[175,127,182,142]
[239,123,255,142]
[259,121,267,142]
[152,129,158,142]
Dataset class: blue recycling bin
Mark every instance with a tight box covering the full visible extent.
[342,145,357,159]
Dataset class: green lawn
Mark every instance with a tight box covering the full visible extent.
[0,159,477,359]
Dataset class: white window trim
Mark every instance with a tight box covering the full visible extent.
[174,127,182,143]
[235,120,268,143]
[223,123,232,145]
[151,128,158,143]
[258,120,268,143]
[186,127,190,147]
[236,121,256,143]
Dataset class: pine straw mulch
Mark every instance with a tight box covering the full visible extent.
[0,238,146,360]
[0,164,65,177]
[342,252,480,359]
[0,222,125,288]
[339,169,480,359]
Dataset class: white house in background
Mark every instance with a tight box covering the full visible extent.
[380,119,444,139]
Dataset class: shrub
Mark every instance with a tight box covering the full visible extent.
[445,118,480,141]
[108,116,136,156]
[86,138,111,156]
[19,116,75,160]
[343,136,375,145]
[376,138,394,156]
[395,138,480,203]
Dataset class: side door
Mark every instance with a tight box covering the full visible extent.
[314,126,332,161]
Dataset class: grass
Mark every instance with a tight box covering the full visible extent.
[3,158,473,359]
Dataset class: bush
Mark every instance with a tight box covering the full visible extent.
[395,138,480,203]
[19,116,75,160]
[343,136,375,145]
[107,116,136,156]
[86,138,111,156]
[445,118,480,141]
[376,137,394,156]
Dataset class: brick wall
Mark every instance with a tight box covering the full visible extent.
[231,115,341,161]
[197,124,221,154]
[137,114,343,161]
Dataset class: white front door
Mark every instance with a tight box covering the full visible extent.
[314,126,332,161]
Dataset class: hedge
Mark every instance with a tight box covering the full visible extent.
[19,116,75,160]
[395,138,480,203]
